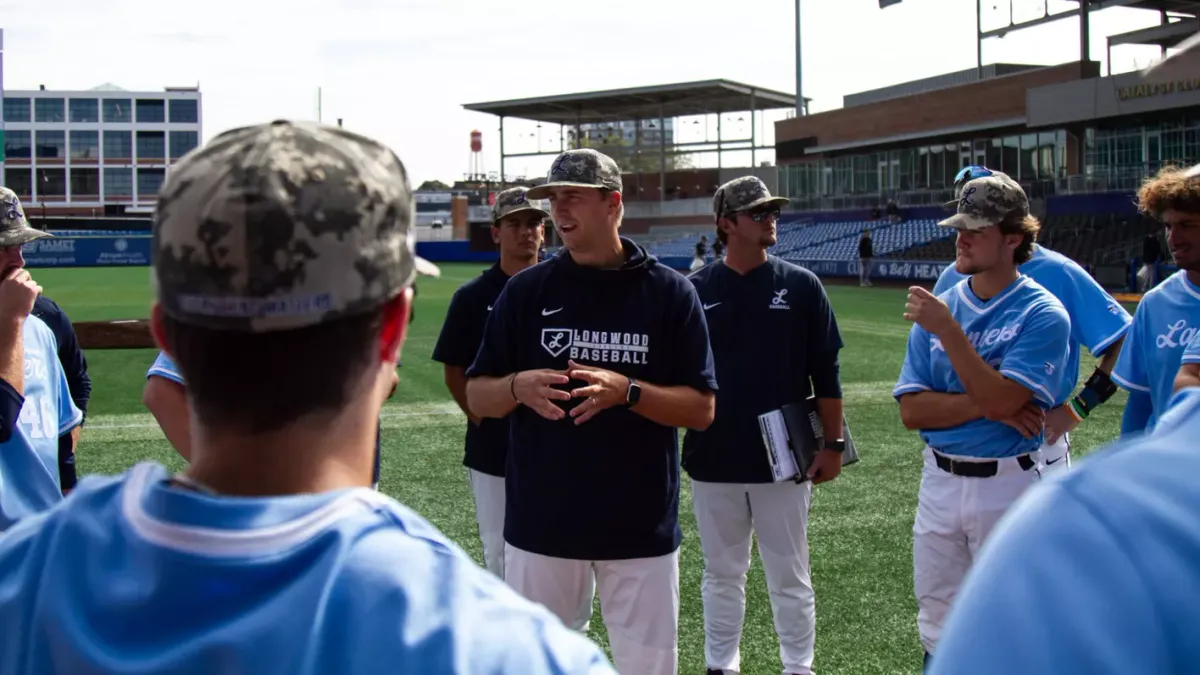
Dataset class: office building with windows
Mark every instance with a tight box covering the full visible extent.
[0,83,201,215]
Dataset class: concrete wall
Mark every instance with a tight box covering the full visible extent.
[1027,71,1200,127]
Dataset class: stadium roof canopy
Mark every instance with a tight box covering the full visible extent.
[462,79,804,126]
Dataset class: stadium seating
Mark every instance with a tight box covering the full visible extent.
[787,219,947,260]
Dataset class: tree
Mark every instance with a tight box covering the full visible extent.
[575,133,694,174]
[416,179,451,191]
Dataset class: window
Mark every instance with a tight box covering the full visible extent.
[70,168,100,198]
[37,169,67,199]
[169,131,199,159]
[103,99,132,123]
[137,131,165,160]
[34,98,65,123]
[2,98,30,122]
[70,131,100,160]
[136,99,165,123]
[3,130,31,159]
[104,131,133,160]
[137,168,165,197]
[69,98,99,123]
[169,99,199,124]
[1002,136,1020,175]
[35,131,66,159]
[2,169,32,199]
[104,168,133,198]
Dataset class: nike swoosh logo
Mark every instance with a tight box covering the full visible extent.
[1045,455,1064,465]
[703,302,722,310]
[542,308,563,316]
[487,305,493,311]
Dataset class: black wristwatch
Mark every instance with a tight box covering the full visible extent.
[625,377,642,406]
[824,439,845,453]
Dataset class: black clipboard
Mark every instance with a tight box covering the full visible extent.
[776,397,860,481]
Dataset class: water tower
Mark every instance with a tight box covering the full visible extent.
[468,130,484,180]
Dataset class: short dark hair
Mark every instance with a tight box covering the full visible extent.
[1137,165,1200,218]
[999,213,1040,265]
[160,309,386,434]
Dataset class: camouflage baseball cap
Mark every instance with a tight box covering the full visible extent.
[152,119,439,334]
[713,176,790,218]
[0,187,52,248]
[525,149,623,200]
[492,187,549,223]
[939,171,1029,231]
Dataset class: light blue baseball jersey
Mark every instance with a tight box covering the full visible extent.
[933,245,1131,405]
[928,386,1200,674]
[893,275,1072,458]
[147,350,183,384]
[0,461,616,674]
[1111,270,1200,429]
[0,314,84,531]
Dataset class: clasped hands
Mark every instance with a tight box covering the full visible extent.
[512,360,629,425]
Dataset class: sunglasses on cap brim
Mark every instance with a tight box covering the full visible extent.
[954,165,994,190]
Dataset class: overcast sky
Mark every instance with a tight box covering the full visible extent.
[0,0,1171,186]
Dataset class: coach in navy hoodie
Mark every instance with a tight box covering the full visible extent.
[466,148,717,675]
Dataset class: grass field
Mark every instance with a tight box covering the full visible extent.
[42,263,1133,675]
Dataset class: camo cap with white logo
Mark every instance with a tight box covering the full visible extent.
[0,187,52,248]
[492,186,549,223]
[713,176,790,217]
[152,119,439,334]
[939,170,1030,231]
[525,149,623,200]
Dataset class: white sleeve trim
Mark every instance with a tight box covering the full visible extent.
[893,383,931,397]
[1087,320,1132,358]
[1000,369,1055,406]
[1111,371,1151,393]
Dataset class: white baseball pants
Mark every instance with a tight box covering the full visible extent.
[504,543,680,675]
[467,469,506,579]
[1039,434,1071,476]
[691,479,815,675]
[913,446,1042,655]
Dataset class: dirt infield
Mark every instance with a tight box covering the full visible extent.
[75,320,155,350]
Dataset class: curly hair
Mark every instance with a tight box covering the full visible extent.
[1137,165,1200,218]
[998,213,1041,265]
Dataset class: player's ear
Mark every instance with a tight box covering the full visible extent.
[149,303,173,358]
[377,289,412,367]
[491,223,501,245]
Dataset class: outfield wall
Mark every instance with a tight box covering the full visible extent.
[26,229,1164,290]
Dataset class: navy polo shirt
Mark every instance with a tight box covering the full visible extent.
[466,237,718,561]
[682,256,844,484]
[432,263,513,477]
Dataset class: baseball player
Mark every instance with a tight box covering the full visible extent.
[0,231,91,495]
[684,176,845,675]
[934,166,1132,473]
[465,148,718,675]
[893,170,1071,665]
[1111,165,1200,435]
[0,120,617,674]
[30,294,90,495]
[0,187,84,532]
[143,351,385,489]
[927,376,1200,674]
[432,187,549,578]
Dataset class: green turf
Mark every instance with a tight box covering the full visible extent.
[35,264,1131,675]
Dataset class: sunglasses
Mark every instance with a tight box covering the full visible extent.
[954,165,994,195]
[743,207,781,223]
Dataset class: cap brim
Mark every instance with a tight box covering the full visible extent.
[734,196,791,212]
[493,205,551,222]
[526,182,611,200]
[0,227,53,247]
[414,255,441,278]
[938,214,998,231]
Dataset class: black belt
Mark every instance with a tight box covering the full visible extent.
[933,450,1035,478]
